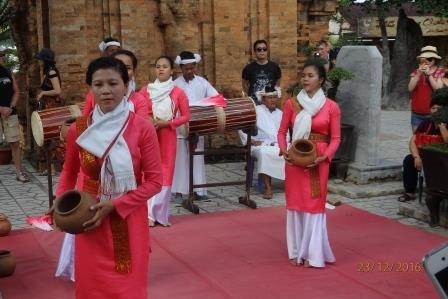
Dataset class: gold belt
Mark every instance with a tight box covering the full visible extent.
[309,133,328,142]
[308,133,327,198]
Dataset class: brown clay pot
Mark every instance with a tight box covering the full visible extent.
[0,213,12,237]
[0,250,16,277]
[59,117,76,142]
[53,190,96,234]
[287,139,316,167]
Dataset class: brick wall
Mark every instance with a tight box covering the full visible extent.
[28,0,336,103]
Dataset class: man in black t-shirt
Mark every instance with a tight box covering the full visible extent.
[0,47,29,182]
[242,40,281,105]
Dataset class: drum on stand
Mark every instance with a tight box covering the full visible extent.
[188,97,256,135]
[31,103,84,147]
[182,97,258,214]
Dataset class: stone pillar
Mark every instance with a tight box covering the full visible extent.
[336,46,382,180]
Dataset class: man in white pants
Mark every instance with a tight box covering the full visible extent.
[239,85,285,199]
[172,51,219,202]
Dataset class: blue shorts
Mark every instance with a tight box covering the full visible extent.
[411,112,430,129]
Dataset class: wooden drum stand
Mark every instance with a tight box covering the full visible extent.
[181,97,257,214]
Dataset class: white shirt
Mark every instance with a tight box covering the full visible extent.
[174,75,218,105]
[239,104,282,146]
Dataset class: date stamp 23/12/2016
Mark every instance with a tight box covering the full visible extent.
[357,261,423,273]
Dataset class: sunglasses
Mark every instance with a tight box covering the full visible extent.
[419,58,434,64]
[256,47,267,52]
[0,53,5,57]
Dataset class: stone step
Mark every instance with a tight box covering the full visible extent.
[398,197,448,228]
[328,179,403,199]
[346,161,403,184]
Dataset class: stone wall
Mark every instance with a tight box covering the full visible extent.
[23,0,337,103]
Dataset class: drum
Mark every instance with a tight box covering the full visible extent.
[189,97,256,135]
[31,104,84,146]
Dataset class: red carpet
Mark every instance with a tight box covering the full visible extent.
[0,205,446,299]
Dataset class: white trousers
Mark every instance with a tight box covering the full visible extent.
[252,145,285,180]
[286,210,335,267]
[172,136,207,196]
[148,186,171,225]
[55,233,75,281]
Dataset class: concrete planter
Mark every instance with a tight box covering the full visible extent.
[330,123,355,179]
[0,147,12,165]
[420,146,448,194]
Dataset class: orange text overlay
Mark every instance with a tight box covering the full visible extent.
[357,261,423,273]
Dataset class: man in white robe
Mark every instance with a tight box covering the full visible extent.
[172,51,219,201]
[240,85,285,199]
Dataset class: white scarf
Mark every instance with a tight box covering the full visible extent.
[148,78,174,121]
[125,78,136,112]
[76,99,136,200]
[292,88,326,141]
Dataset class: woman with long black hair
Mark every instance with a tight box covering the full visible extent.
[35,48,63,175]
[35,48,62,109]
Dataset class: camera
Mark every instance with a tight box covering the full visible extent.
[423,242,448,299]
[314,53,320,58]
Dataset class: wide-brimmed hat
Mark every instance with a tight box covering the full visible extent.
[35,48,55,62]
[417,46,441,60]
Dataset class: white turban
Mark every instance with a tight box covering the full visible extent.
[98,41,121,52]
[175,52,201,65]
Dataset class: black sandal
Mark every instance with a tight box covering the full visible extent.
[397,193,415,202]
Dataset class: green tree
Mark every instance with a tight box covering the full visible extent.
[0,0,17,71]
[0,0,13,46]
[414,0,448,17]
[339,0,448,107]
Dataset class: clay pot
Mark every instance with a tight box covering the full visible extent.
[0,250,16,277]
[287,139,316,167]
[59,117,76,142]
[53,190,96,234]
[0,213,12,237]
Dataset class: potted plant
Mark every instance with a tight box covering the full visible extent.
[420,142,448,193]
[326,67,354,101]
[0,135,12,165]
[420,105,448,194]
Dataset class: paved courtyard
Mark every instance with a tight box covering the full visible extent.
[0,110,447,238]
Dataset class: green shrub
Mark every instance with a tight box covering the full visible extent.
[327,67,354,83]
[432,87,448,106]
[423,142,448,153]
[431,106,448,124]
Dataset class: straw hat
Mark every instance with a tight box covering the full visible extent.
[417,46,441,60]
